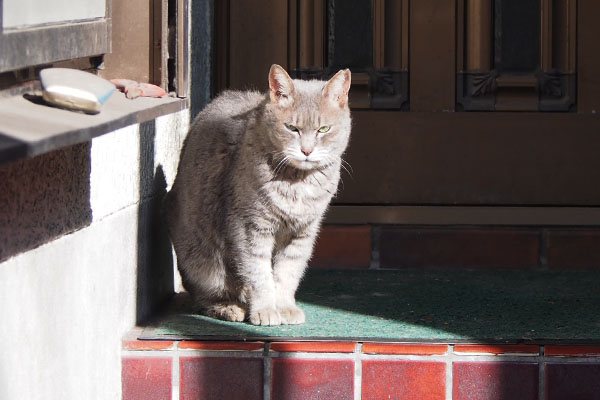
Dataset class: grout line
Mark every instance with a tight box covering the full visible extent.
[446,345,453,400]
[264,343,271,400]
[539,345,545,400]
[539,229,549,270]
[369,225,381,269]
[354,343,363,400]
[172,342,180,400]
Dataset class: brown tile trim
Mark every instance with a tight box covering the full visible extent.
[547,229,600,269]
[310,225,371,269]
[362,343,449,355]
[454,344,540,355]
[178,341,265,351]
[122,340,175,351]
[378,226,541,269]
[545,345,600,357]
[270,341,357,353]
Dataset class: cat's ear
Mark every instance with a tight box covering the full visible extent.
[322,69,351,108]
[268,64,295,107]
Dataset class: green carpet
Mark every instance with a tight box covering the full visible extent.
[141,268,600,343]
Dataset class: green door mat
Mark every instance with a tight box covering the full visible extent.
[141,268,600,343]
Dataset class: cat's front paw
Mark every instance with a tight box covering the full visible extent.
[205,302,246,322]
[249,308,282,326]
[278,305,305,325]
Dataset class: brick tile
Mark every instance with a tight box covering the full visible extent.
[311,225,371,268]
[454,344,539,355]
[545,345,600,357]
[362,360,446,400]
[122,357,171,400]
[180,357,263,400]
[453,362,538,400]
[547,230,600,269]
[122,340,174,351]
[379,227,540,269]
[179,341,264,351]
[271,358,354,400]
[545,363,600,400]
[362,342,448,355]
[270,341,356,353]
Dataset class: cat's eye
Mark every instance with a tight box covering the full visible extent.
[285,123,299,133]
[317,125,331,133]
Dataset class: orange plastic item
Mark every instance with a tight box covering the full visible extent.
[110,79,167,99]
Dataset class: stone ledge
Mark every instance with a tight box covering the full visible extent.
[0,91,188,165]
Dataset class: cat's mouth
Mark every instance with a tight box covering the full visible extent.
[292,158,322,170]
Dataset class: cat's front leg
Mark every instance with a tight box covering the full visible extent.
[273,225,319,325]
[240,228,282,326]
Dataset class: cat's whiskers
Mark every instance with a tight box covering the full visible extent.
[319,153,344,191]
[325,153,353,179]
[274,155,291,175]
[269,149,293,175]
[339,160,353,179]
[313,171,334,195]
[340,157,354,176]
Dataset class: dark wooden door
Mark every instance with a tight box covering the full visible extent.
[215,0,600,224]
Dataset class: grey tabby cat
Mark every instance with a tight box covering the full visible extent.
[165,64,351,326]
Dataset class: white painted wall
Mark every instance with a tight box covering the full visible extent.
[0,109,188,400]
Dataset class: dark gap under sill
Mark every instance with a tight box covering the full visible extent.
[0,91,188,165]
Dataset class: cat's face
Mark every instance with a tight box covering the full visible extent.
[264,65,352,171]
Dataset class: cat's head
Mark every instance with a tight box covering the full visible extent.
[263,64,352,171]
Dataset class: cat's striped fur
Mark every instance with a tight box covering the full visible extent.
[165,65,351,325]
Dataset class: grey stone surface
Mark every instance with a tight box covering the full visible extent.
[0,142,92,261]
[0,92,186,165]
[0,109,189,400]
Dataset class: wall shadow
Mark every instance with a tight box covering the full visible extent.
[0,143,92,262]
[136,120,175,324]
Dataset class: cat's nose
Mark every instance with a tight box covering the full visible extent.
[301,148,313,156]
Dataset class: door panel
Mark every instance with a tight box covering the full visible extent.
[216,0,600,211]
[409,0,455,111]
[338,111,600,205]
[228,1,288,91]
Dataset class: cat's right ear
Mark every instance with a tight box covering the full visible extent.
[268,64,295,107]
[322,68,351,108]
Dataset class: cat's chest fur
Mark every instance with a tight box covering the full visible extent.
[257,164,338,229]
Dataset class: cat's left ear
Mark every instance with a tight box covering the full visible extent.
[269,64,295,107]
[323,69,351,108]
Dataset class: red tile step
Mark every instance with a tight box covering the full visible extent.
[122,339,600,399]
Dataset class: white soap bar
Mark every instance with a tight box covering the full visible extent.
[40,68,116,114]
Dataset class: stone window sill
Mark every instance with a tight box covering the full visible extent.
[0,91,188,165]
